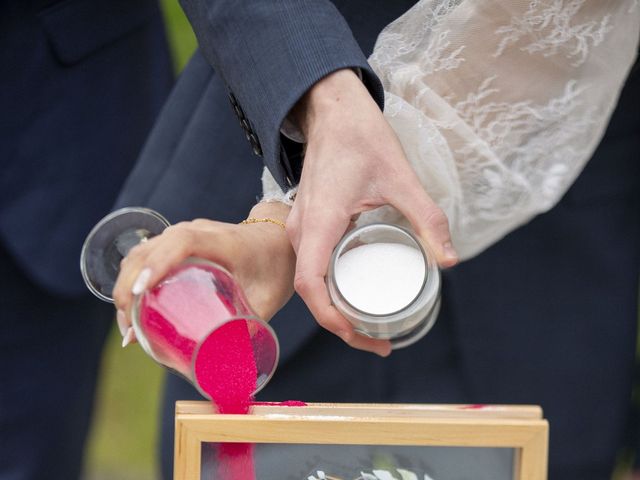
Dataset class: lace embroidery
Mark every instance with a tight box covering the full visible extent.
[494,0,613,66]
[370,0,465,77]
[452,78,596,219]
[417,30,466,75]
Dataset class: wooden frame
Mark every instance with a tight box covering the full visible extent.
[175,401,548,480]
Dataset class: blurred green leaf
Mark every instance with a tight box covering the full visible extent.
[160,0,197,73]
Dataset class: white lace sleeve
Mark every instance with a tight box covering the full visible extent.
[362,0,639,260]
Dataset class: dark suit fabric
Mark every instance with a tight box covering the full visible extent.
[0,1,173,479]
[0,247,112,480]
[112,2,638,479]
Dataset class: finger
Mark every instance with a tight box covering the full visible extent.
[292,209,350,332]
[112,237,158,317]
[140,226,239,294]
[296,279,392,356]
[112,224,195,318]
[123,225,201,305]
[116,309,129,336]
[389,176,458,268]
[345,332,392,357]
[132,225,195,291]
[292,213,391,356]
[345,216,359,235]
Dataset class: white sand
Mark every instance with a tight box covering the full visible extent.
[334,243,425,315]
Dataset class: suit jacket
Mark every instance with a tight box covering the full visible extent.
[0,0,173,296]
[115,2,639,478]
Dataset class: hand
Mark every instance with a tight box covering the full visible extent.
[112,202,295,346]
[286,69,458,357]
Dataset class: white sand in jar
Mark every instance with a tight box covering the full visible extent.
[334,243,426,315]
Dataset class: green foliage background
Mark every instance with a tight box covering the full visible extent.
[83,3,196,479]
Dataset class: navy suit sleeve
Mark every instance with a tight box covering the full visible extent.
[178,0,385,190]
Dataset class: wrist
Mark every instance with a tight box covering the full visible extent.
[248,202,291,225]
[292,69,371,139]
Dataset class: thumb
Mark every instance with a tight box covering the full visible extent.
[390,177,458,268]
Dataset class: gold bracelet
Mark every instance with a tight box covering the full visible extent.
[240,217,286,230]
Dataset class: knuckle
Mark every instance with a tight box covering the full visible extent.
[337,328,352,343]
[424,207,449,232]
[162,224,182,237]
[292,273,310,296]
[191,218,211,228]
[169,221,190,230]
[126,242,145,258]
[315,316,333,332]
[180,228,196,243]
[112,289,124,308]
[166,224,194,243]
[284,219,298,241]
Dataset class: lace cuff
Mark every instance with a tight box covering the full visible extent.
[261,167,298,206]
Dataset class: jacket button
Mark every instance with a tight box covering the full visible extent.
[228,92,239,108]
[248,132,263,156]
[229,92,262,156]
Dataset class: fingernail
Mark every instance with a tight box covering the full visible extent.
[116,310,128,337]
[131,268,152,295]
[122,327,135,348]
[442,242,458,261]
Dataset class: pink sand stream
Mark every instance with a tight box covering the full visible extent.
[139,263,304,479]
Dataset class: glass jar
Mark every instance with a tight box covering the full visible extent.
[327,223,440,349]
[81,207,279,402]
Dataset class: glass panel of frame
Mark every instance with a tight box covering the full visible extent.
[200,442,515,480]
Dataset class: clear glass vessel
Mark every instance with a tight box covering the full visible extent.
[327,223,440,349]
[80,207,279,399]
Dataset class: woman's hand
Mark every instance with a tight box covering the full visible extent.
[112,202,295,346]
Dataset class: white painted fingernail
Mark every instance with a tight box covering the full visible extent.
[122,327,135,348]
[442,242,458,262]
[116,310,128,337]
[131,268,152,295]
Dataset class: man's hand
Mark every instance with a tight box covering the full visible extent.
[286,69,458,357]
